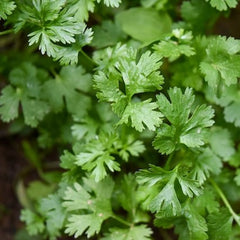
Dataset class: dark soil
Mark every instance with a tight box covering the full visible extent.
[0,127,25,240]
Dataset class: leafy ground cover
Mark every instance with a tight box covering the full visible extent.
[1,0,240,239]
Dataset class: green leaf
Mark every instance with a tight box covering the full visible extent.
[153,40,195,61]
[175,202,208,240]
[116,174,149,224]
[234,169,240,186]
[39,194,66,239]
[67,0,95,22]
[224,101,240,127]
[206,0,238,11]
[116,7,171,43]
[43,66,92,117]
[181,0,219,33]
[53,28,94,65]
[154,87,214,154]
[200,36,240,88]
[207,208,233,240]
[118,99,163,132]
[150,179,181,215]
[97,0,122,7]
[137,165,201,214]
[0,0,16,19]
[20,209,45,236]
[0,86,20,122]
[101,225,152,240]
[91,20,126,48]
[193,187,219,215]
[0,63,49,127]
[209,127,235,161]
[119,138,146,161]
[26,181,55,201]
[75,133,121,182]
[63,177,114,238]
[116,51,163,98]
[191,148,222,184]
[14,0,91,60]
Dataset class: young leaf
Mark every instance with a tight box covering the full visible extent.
[154,87,214,154]
[39,194,66,239]
[0,0,15,19]
[118,100,163,132]
[153,40,195,61]
[101,225,152,240]
[191,148,222,184]
[63,177,114,238]
[97,0,122,7]
[205,0,238,11]
[200,36,240,88]
[116,7,171,43]
[0,63,49,127]
[75,132,145,181]
[43,65,92,117]
[175,202,208,240]
[207,208,233,240]
[91,20,126,48]
[208,127,235,161]
[20,209,45,236]
[137,164,202,214]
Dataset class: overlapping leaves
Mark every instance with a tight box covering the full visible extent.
[94,49,163,131]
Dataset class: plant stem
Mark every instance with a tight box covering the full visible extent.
[0,29,14,36]
[210,178,240,226]
[111,214,132,227]
[165,153,174,170]
[80,49,97,66]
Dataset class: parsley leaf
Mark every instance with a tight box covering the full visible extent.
[0,62,49,127]
[97,0,122,8]
[209,127,235,161]
[91,20,126,48]
[200,36,240,89]
[207,208,233,240]
[175,202,208,240]
[75,132,145,181]
[39,194,66,239]
[20,209,45,236]
[205,0,238,11]
[63,177,114,238]
[118,100,163,132]
[43,66,92,118]
[137,164,202,214]
[102,225,152,240]
[191,148,222,184]
[0,0,16,19]
[153,87,214,154]
[154,40,195,61]
[94,49,163,131]
[75,133,121,182]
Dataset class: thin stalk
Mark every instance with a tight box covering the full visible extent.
[210,178,240,226]
[80,49,97,66]
[165,152,174,170]
[111,214,132,227]
[0,29,14,36]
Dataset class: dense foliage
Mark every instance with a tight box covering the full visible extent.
[1,0,240,239]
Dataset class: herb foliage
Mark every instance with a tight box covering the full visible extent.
[1,0,240,239]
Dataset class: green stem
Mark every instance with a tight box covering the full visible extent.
[111,214,132,227]
[80,49,97,66]
[210,178,240,226]
[0,29,14,36]
[165,152,174,170]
